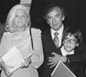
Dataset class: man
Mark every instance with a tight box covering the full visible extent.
[38,3,86,77]
[38,3,67,77]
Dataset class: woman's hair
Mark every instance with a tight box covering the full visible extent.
[5,4,31,32]
[62,27,82,45]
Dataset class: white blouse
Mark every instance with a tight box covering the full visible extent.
[0,27,43,69]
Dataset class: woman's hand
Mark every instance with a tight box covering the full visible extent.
[21,55,32,68]
[0,57,14,76]
[4,65,14,77]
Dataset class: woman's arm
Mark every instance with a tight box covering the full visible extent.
[0,33,14,76]
[0,57,13,76]
[30,28,44,68]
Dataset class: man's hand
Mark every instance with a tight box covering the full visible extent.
[47,52,67,68]
[47,52,60,68]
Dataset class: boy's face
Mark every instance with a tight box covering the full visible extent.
[63,34,78,52]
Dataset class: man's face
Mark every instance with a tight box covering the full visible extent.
[63,34,78,52]
[47,7,64,30]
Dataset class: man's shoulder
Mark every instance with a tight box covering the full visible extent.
[42,28,50,36]
[64,26,69,30]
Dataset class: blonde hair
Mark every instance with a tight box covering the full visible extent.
[5,4,31,32]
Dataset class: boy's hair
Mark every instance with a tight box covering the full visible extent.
[44,3,66,21]
[63,27,82,45]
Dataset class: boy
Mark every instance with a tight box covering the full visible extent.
[61,27,82,56]
[56,27,86,77]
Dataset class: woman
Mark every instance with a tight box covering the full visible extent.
[0,4,43,77]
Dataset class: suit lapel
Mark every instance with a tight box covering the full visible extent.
[45,28,62,55]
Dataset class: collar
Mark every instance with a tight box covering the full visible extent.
[61,46,74,56]
[51,24,64,39]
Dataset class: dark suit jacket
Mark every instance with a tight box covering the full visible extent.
[66,40,86,77]
[58,48,86,77]
[38,27,67,77]
[38,27,86,77]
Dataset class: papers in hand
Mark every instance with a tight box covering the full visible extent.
[2,46,24,73]
[51,61,76,77]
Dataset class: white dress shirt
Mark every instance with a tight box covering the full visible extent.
[51,25,64,47]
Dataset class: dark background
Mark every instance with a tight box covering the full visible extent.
[30,0,86,42]
[0,0,20,40]
[0,0,86,41]
[0,0,20,23]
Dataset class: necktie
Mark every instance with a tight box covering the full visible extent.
[54,32,59,48]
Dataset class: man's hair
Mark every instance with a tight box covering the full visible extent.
[63,27,82,44]
[44,3,66,20]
